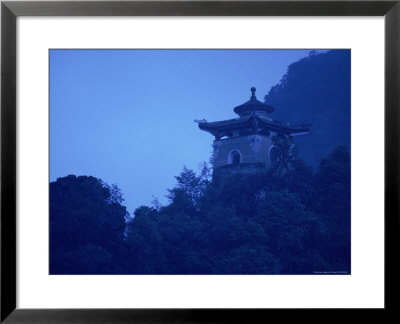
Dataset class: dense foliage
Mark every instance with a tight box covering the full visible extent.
[50,145,350,274]
[50,175,129,274]
[264,50,351,168]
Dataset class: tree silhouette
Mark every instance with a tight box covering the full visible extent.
[50,175,128,274]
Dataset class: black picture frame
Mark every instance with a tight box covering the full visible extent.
[1,0,399,322]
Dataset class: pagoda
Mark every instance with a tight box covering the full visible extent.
[197,87,309,172]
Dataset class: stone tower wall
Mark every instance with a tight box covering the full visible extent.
[212,135,275,169]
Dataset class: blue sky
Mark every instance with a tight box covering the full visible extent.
[50,49,311,214]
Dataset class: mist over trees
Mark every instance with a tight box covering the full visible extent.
[264,50,351,168]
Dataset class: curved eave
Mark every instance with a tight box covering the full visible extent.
[257,118,309,134]
[198,117,252,133]
[233,106,274,115]
[199,116,309,135]
[233,99,274,115]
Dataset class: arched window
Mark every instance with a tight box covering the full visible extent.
[228,150,242,167]
[269,146,280,165]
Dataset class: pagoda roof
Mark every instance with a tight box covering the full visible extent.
[233,87,274,116]
[198,114,309,135]
[197,87,310,138]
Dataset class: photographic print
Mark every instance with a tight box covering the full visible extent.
[50,49,350,275]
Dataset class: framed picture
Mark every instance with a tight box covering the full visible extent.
[1,0,399,322]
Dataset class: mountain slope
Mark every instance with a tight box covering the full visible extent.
[264,50,351,168]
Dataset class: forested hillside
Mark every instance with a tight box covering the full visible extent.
[49,51,351,275]
[264,50,351,168]
[50,144,350,275]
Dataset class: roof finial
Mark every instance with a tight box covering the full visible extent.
[250,87,256,100]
